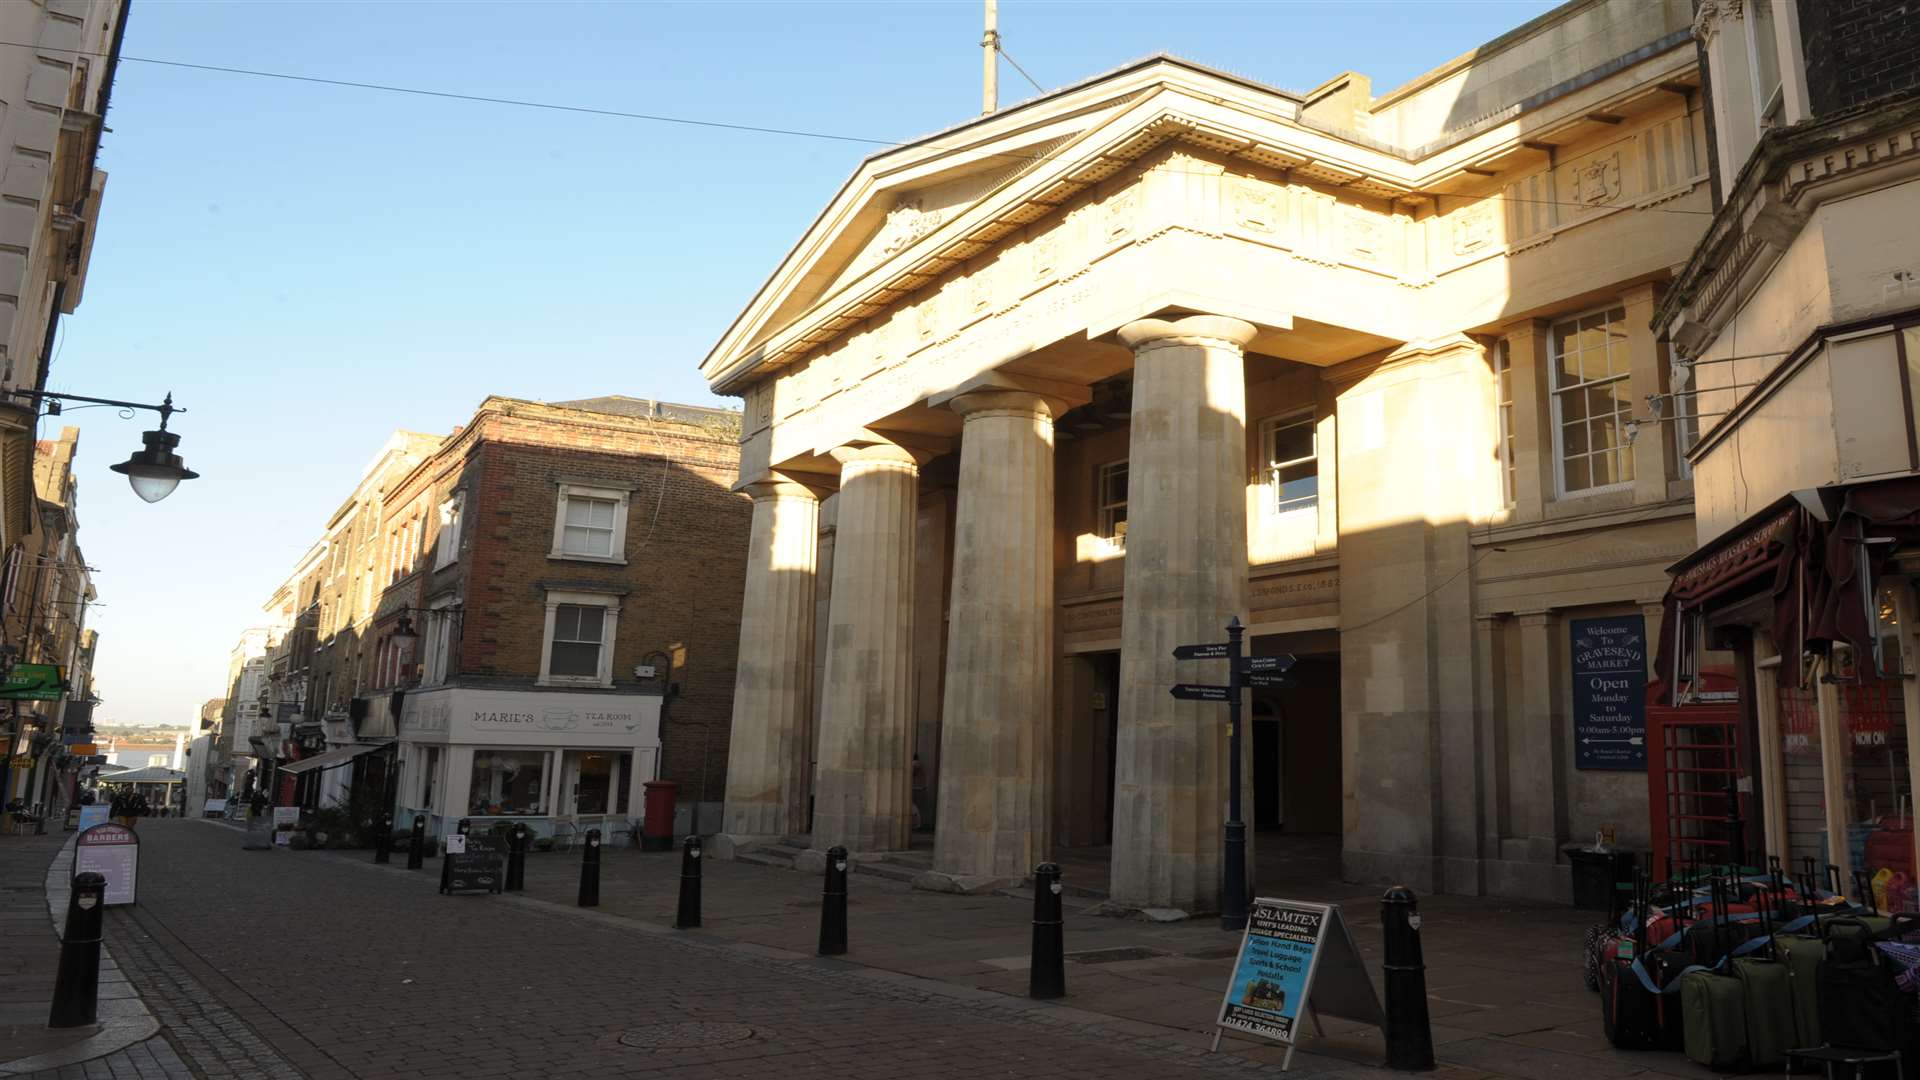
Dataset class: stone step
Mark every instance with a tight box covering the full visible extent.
[851,859,921,885]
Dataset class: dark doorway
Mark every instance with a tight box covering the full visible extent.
[1093,652,1120,844]
[1278,653,1341,834]
[1252,700,1281,827]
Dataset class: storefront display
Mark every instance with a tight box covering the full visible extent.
[393,685,663,842]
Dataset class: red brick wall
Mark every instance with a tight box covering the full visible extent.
[445,401,749,800]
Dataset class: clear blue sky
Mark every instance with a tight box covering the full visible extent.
[58,0,1557,725]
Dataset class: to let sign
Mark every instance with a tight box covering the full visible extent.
[1570,615,1648,770]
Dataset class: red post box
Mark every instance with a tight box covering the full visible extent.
[641,780,678,852]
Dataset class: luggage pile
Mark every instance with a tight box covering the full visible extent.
[1590,856,1920,1074]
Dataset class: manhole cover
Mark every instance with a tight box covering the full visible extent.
[617,1022,755,1049]
[1067,946,1172,964]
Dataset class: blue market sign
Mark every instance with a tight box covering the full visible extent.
[1571,616,1648,770]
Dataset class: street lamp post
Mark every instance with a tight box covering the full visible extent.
[6,390,198,502]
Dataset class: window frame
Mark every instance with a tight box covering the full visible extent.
[434,491,465,571]
[1096,461,1128,549]
[422,596,457,686]
[1494,339,1517,507]
[538,590,621,688]
[1259,410,1320,516]
[549,484,630,564]
[1549,303,1637,498]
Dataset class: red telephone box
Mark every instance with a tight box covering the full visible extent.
[1645,668,1749,875]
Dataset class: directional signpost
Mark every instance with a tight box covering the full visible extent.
[1171,617,1297,931]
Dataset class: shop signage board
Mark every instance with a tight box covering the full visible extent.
[0,663,63,700]
[442,833,504,894]
[272,806,299,829]
[1570,615,1648,770]
[74,823,139,905]
[1211,898,1383,1069]
[76,805,108,831]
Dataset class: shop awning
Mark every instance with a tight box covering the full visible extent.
[277,741,393,776]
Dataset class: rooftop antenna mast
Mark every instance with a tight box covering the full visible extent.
[982,0,998,114]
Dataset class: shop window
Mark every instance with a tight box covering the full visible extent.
[467,750,546,816]
[1495,340,1515,506]
[539,591,620,687]
[1261,412,1318,514]
[551,484,629,562]
[1550,305,1635,495]
[1097,462,1127,548]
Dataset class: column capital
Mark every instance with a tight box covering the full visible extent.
[1515,608,1555,627]
[829,442,924,471]
[744,473,830,502]
[948,389,1055,421]
[1118,314,1257,353]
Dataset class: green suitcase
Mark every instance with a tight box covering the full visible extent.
[1775,933,1825,1046]
[1681,969,1749,1072]
[1730,956,1795,1070]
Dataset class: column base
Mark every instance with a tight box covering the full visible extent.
[912,870,1019,895]
[708,833,780,861]
[1081,901,1200,922]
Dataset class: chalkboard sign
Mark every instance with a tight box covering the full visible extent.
[444,833,504,894]
[1571,615,1648,771]
[1211,897,1382,1069]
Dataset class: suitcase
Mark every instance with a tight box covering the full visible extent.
[1600,944,1661,1050]
[1681,969,1749,1071]
[1775,932,1826,1047]
[1643,947,1692,1051]
[1815,916,1910,1053]
[1731,958,1794,1069]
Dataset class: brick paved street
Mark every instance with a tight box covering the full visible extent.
[75,821,1452,1079]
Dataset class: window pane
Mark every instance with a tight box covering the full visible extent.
[1269,420,1314,465]
[1560,388,1588,423]
[589,499,616,528]
[1276,471,1318,511]
[1589,417,1619,453]
[1589,451,1616,488]
[1562,419,1589,456]
[565,499,592,526]
[570,605,604,642]
[553,605,579,640]
[550,641,600,677]
[1563,455,1590,492]
[467,750,547,816]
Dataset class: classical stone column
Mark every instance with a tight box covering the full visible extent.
[924,391,1055,891]
[810,444,919,856]
[717,479,821,851]
[1109,315,1256,914]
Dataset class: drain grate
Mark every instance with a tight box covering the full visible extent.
[617,1022,755,1050]
[1067,946,1172,964]
[1184,946,1242,960]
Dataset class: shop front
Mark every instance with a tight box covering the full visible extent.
[393,685,664,845]
[1658,479,1920,910]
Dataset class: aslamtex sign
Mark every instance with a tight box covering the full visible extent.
[0,664,64,700]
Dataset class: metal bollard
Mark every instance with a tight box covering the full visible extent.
[405,816,426,870]
[441,818,471,894]
[818,844,849,956]
[1029,862,1065,1000]
[675,835,702,929]
[1381,886,1436,1071]
[373,812,393,865]
[505,824,527,892]
[578,828,601,907]
[48,872,106,1028]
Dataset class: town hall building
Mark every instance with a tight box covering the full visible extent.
[707,0,1708,912]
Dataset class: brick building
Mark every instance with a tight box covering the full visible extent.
[277,396,749,842]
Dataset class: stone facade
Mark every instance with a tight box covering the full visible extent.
[708,0,1711,907]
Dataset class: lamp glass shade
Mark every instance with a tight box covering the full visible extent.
[108,428,198,503]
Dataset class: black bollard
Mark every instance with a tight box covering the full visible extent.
[48,872,106,1028]
[1381,886,1435,1071]
[505,824,527,892]
[1029,862,1065,1000]
[440,818,471,894]
[405,816,426,870]
[818,845,848,956]
[373,812,393,865]
[578,828,601,907]
[675,835,702,929]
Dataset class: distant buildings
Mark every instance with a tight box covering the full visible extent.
[227,396,750,844]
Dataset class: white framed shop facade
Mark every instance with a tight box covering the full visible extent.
[394,685,664,841]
